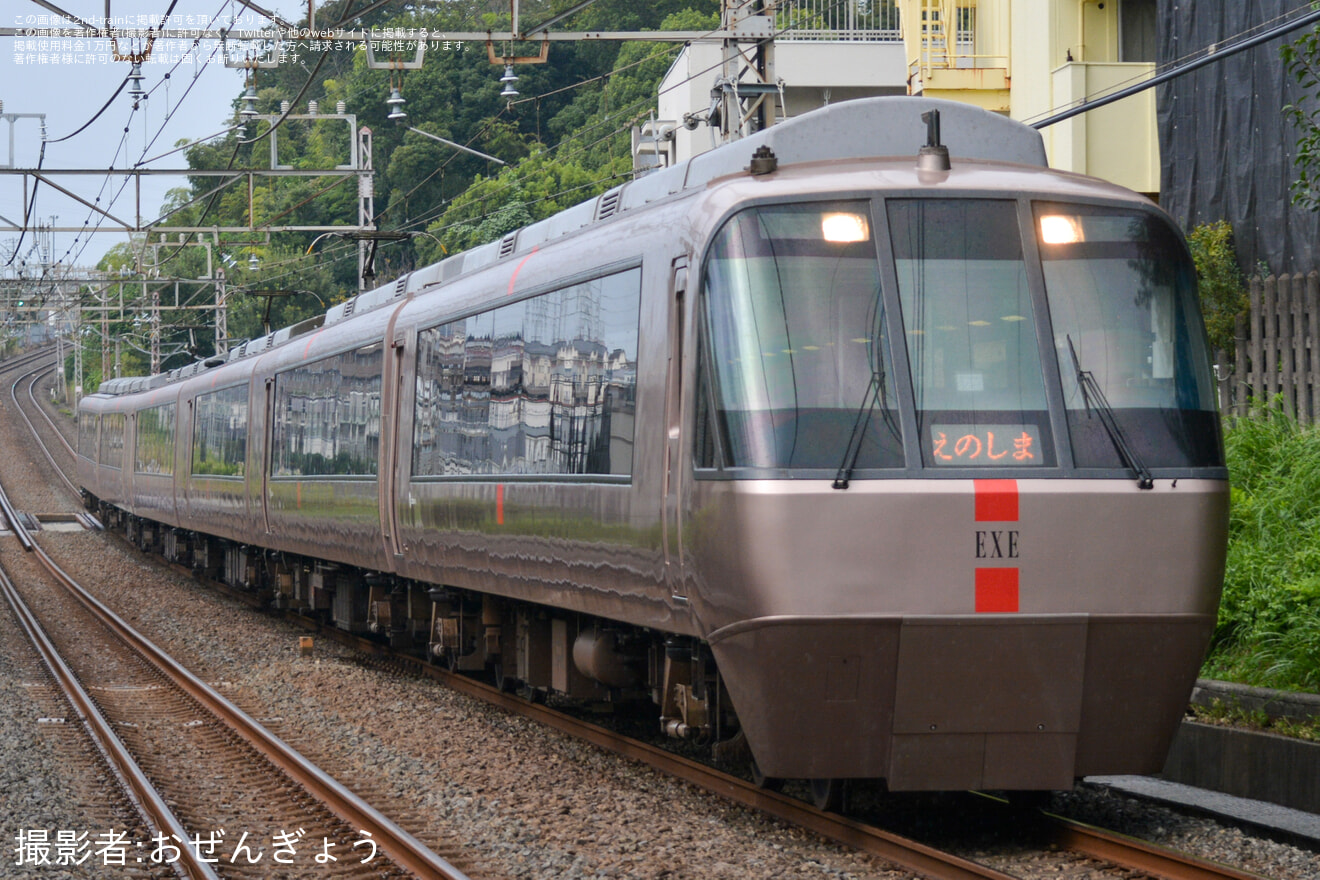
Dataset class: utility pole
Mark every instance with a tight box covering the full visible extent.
[716,0,778,144]
[101,288,110,386]
[149,278,160,375]
[358,126,375,291]
[215,267,228,356]
[72,301,81,402]
[54,312,64,401]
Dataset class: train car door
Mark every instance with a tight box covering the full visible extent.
[382,331,409,563]
[663,257,689,600]
[261,377,274,535]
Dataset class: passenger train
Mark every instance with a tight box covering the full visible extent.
[77,97,1228,804]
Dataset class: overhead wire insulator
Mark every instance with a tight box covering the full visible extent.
[239,82,260,121]
[500,65,520,98]
[127,61,146,104]
[386,86,407,122]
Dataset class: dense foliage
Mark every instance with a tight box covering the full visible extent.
[79,0,716,385]
[1207,407,1320,691]
[1187,220,1248,359]
[1283,20,1320,211]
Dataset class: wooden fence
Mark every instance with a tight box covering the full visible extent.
[1218,272,1320,423]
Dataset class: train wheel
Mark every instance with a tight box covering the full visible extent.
[749,756,784,793]
[492,661,519,693]
[809,778,844,812]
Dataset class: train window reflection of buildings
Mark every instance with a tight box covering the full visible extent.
[411,268,640,478]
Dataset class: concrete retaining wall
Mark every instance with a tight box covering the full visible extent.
[1161,720,1320,814]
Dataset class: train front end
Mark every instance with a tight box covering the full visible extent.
[686,168,1228,791]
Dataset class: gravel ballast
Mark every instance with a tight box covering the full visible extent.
[1,360,1318,879]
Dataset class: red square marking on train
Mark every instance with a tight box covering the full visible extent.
[974,479,1018,522]
[975,568,1019,613]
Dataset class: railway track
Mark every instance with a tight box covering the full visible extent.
[13,361,81,497]
[0,347,1293,880]
[312,627,1276,880]
[0,469,470,877]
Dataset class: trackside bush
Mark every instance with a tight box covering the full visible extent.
[1186,221,1248,360]
[1208,406,1320,691]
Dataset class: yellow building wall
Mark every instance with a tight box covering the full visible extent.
[1047,62,1159,194]
[1008,0,1159,194]
[898,0,1158,193]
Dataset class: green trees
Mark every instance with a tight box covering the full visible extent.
[138,1,717,361]
[1283,21,1320,211]
[1186,220,1248,358]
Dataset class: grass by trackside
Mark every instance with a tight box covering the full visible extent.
[1188,700,1320,741]
[1204,405,1320,694]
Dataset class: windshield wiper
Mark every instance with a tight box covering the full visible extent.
[833,295,900,489]
[1066,334,1154,490]
[832,370,884,490]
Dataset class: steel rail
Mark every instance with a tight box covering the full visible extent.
[333,640,1018,880]
[0,346,59,379]
[28,366,78,459]
[0,525,216,879]
[12,365,81,498]
[1044,814,1272,880]
[164,544,1279,880]
[0,470,36,553]
[9,514,470,880]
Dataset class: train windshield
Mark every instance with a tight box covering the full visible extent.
[700,197,1221,477]
[701,201,904,471]
[888,199,1054,467]
[1034,203,1221,468]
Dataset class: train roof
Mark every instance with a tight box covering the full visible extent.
[97,97,1049,396]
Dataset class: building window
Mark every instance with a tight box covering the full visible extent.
[1120,0,1156,63]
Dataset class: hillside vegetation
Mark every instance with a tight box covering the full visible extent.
[93,0,716,381]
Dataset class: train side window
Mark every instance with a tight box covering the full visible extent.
[271,342,384,477]
[192,385,249,478]
[135,402,176,476]
[412,267,641,479]
[100,413,125,470]
[413,318,468,477]
[693,333,720,470]
[78,412,98,460]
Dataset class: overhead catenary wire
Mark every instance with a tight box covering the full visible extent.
[12,0,237,288]
[58,3,238,273]
[31,2,722,278]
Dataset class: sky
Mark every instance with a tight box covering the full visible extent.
[1,0,320,272]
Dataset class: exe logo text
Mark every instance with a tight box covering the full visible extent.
[975,530,1019,559]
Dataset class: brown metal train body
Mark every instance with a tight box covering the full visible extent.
[77,98,1228,793]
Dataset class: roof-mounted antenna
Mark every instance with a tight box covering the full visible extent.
[918,109,951,172]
